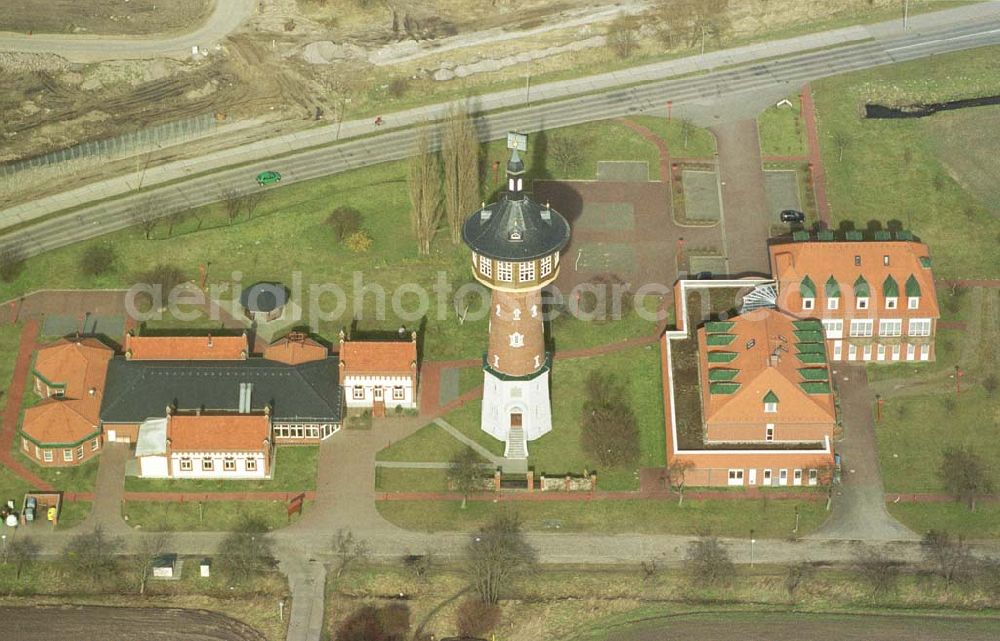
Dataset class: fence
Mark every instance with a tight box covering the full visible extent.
[0,113,219,178]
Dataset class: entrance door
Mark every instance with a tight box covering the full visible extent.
[373,387,384,401]
[779,469,788,486]
[510,412,523,428]
[748,469,757,486]
[107,430,117,442]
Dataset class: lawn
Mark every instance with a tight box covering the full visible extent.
[887,502,1000,540]
[435,400,506,458]
[13,452,100,493]
[122,498,310,531]
[629,115,718,158]
[813,46,1000,279]
[376,422,482,462]
[124,446,319,492]
[876,388,998,493]
[757,93,807,157]
[376,497,826,537]
[55,500,91,528]
[374,467,451,493]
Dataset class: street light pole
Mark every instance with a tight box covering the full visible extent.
[749,529,755,568]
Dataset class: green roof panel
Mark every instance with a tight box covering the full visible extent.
[817,230,835,241]
[794,330,824,343]
[919,256,932,268]
[825,276,840,298]
[895,230,913,241]
[708,368,739,382]
[799,368,829,381]
[763,390,780,404]
[796,352,826,364]
[883,275,898,298]
[709,382,741,395]
[704,321,735,333]
[797,343,825,354]
[800,275,816,298]
[874,230,891,241]
[846,230,864,241]
[706,334,736,346]
[793,320,823,331]
[707,351,738,363]
[800,381,832,394]
[854,276,870,298]
[792,230,811,241]
[905,274,921,297]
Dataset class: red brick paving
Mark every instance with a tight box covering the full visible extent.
[377,489,821,503]
[617,117,672,182]
[0,320,53,491]
[800,83,830,226]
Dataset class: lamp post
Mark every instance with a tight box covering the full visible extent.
[875,393,882,423]
[749,528,755,568]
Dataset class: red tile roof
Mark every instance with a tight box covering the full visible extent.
[167,414,271,452]
[263,334,328,365]
[698,309,836,425]
[125,333,249,361]
[340,337,416,376]
[769,240,939,319]
[24,338,113,444]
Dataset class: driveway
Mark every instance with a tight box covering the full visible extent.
[809,364,916,541]
[0,0,256,62]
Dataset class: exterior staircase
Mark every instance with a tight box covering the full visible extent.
[505,426,527,459]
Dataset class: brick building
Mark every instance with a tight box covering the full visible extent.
[339,330,418,416]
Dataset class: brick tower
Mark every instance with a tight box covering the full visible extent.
[462,136,570,458]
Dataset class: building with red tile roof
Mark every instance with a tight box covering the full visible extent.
[263,332,328,365]
[697,308,836,444]
[134,410,272,479]
[21,337,114,467]
[769,238,938,363]
[339,330,418,415]
[124,331,249,361]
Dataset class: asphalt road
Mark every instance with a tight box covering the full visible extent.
[3,5,1000,259]
[0,0,257,62]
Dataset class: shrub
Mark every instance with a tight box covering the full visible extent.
[580,371,639,467]
[80,244,116,277]
[133,264,188,310]
[388,76,410,98]
[327,206,364,240]
[336,603,410,641]
[344,230,374,253]
[684,536,734,587]
[0,245,25,282]
[455,598,501,637]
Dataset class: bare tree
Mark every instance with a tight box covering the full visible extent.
[217,516,275,583]
[0,244,25,282]
[448,447,484,509]
[441,104,481,244]
[8,537,40,579]
[581,371,639,467]
[132,205,158,240]
[921,530,973,586]
[62,525,124,583]
[466,511,536,605]
[853,546,901,598]
[130,532,173,595]
[684,536,734,587]
[607,14,640,59]
[332,529,370,580]
[679,118,695,149]
[407,127,442,255]
[784,562,815,598]
[548,135,586,176]
[222,188,246,225]
[164,209,187,237]
[244,191,266,220]
[666,458,695,506]
[939,446,994,512]
[833,130,851,162]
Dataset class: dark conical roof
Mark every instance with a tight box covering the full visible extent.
[462,195,570,261]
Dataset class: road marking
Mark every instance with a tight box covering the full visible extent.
[887,27,1000,52]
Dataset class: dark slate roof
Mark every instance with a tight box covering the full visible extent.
[240,282,288,313]
[100,356,343,424]
[462,195,570,261]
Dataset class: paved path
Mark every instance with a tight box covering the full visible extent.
[0,0,257,62]
[800,83,831,226]
[433,419,503,466]
[809,364,916,541]
[713,119,771,277]
[0,320,51,490]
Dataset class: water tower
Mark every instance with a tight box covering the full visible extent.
[461,133,571,458]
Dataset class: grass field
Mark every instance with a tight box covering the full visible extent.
[0,0,211,35]
[376,422,486,462]
[887,502,1000,540]
[813,46,1000,279]
[13,452,100,493]
[122,499,310,531]
[376,497,827,537]
[758,93,807,157]
[124,446,319,492]
[629,116,718,159]
[374,467,451,493]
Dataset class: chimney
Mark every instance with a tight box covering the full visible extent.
[238,382,253,414]
[541,201,552,221]
[769,351,780,367]
[88,387,97,397]
[207,333,213,348]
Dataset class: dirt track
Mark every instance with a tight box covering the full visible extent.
[604,611,1000,641]
[3,605,268,641]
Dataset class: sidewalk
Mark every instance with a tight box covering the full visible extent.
[800,83,831,226]
[0,320,51,491]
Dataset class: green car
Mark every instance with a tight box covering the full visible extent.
[255,170,281,186]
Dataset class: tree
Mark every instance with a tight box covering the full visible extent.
[679,118,695,149]
[408,127,442,255]
[244,191,266,220]
[222,188,245,225]
[448,447,484,509]
[326,206,364,241]
[335,603,410,641]
[466,511,536,605]
[344,230,374,253]
[455,597,501,637]
[684,536,734,587]
[853,546,901,598]
[939,446,994,512]
[921,530,973,586]
[163,209,186,237]
[80,243,116,277]
[130,532,172,595]
[581,371,639,467]
[332,529,370,580]
[607,13,640,59]
[833,130,851,162]
[135,263,188,307]
[784,562,814,598]
[216,516,275,583]
[441,104,481,245]
[548,135,586,176]
[8,537,40,580]
[132,204,158,239]
[0,244,25,282]
[666,458,695,506]
[62,525,123,582]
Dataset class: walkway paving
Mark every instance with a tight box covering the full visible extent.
[800,83,831,227]
[809,364,916,541]
[84,442,130,536]
[0,320,51,491]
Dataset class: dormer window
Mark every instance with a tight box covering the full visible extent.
[803,298,814,310]
[882,275,898,310]
[763,391,779,414]
[825,276,840,310]
[854,276,870,310]
[908,296,919,310]
[857,297,869,310]
[509,230,522,241]
[885,297,897,309]
[800,275,816,311]
[905,274,921,309]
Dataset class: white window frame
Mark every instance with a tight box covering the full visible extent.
[856,296,869,310]
[779,469,788,486]
[43,450,53,462]
[63,449,73,462]
[891,344,901,361]
[519,261,535,283]
[91,438,100,451]
[727,469,745,486]
[765,424,774,442]
[849,319,873,337]
[76,445,84,460]
[907,296,919,310]
[879,319,902,337]
[906,343,916,360]
[202,458,214,472]
[863,344,872,360]
[509,332,524,348]
[877,343,886,360]
[764,402,777,413]
[393,386,405,400]
[793,469,803,486]
[822,319,843,339]
[885,296,898,310]
[352,386,365,400]
[496,261,513,282]
[540,255,553,277]
[920,343,931,361]
[827,297,839,310]
[832,341,843,360]
[848,343,857,360]
[222,458,236,472]
[802,297,815,311]
[305,426,320,439]
[908,318,931,337]
[179,458,193,472]
[246,458,258,472]
[763,469,772,485]
[21,438,29,452]
[480,256,492,278]
[808,469,818,486]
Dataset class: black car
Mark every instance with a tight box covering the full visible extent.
[780,209,805,223]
